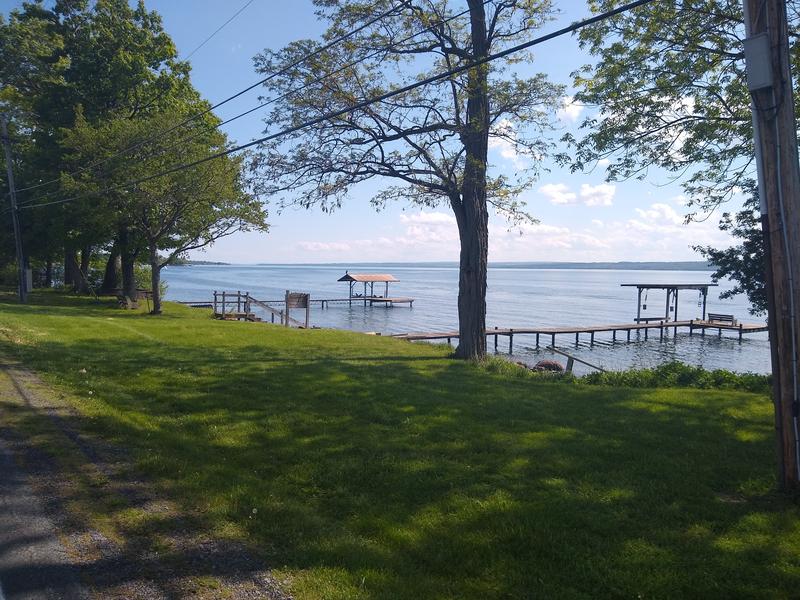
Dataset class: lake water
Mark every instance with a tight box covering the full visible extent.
[162,263,772,375]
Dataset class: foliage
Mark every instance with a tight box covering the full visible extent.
[581,360,771,394]
[0,292,796,598]
[561,0,798,313]
[133,263,167,298]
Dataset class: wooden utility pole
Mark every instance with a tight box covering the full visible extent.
[743,0,800,489]
[0,114,27,303]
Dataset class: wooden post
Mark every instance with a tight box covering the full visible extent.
[636,287,642,322]
[744,0,800,489]
[627,329,631,343]
[536,333,540,348]
[509,330,513,355]
[702,288,708,321]
[551,333,555,346]
[0,114,26,303]
[575,332,579,346]
[664,289,671,323]
[612,330,617,343]
[674,288,679,321]
[213,290,217,315]
[284,290,290,327]
[221,291,226,317]
[644,327,648,341]
[305,297,310,329]
[659,321,664,342]
[494,327,498,351]
[590,331,595,346]
[566,357,574,374]
[689,319,694,336]
[237,290,241,313]
[739,323,744,342]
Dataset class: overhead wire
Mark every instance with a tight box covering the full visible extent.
[17,1,488,208]
[182,0,257,61]
[12,0,413,196]
[16,0,657,213]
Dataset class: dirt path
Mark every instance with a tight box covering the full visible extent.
[0,435,87,600]
[0,361,291,600]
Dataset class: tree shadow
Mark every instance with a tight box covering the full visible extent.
[0,297,797,598]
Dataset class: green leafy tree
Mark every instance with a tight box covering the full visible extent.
[62,108,267,313]
[563,0,800,315]
[251,0,563,359]
[0,0,192,288]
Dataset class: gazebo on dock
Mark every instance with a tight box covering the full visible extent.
[621,283,718,323]
[338,272,399,304]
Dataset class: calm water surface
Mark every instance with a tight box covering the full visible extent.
[162,264,771,375]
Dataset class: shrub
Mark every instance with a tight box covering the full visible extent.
[581,361,771,394]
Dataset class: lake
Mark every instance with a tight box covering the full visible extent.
[162,263,771,375]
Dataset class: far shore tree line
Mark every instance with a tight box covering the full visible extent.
[1,0,791,355]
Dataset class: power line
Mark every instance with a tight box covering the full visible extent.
[18,2,489,208]
[18,0,656,213]
[183,0,256,61]
[13,0,412,196]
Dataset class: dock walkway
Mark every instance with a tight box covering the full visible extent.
[392,319,768,353]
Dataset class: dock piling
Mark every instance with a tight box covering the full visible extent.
[509,329,514,354]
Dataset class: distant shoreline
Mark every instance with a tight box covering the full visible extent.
[179,260,716,271]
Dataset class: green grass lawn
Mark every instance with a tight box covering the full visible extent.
[0,292,797,599]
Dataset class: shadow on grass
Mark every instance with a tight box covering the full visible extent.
[0,294,797,598]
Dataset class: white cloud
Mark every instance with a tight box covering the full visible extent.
[539,183,577,205]
[557,95,584,123]
[540,183,615,207]
[597,158,610,167]
[580,183,615,207]
[488,118,529,170]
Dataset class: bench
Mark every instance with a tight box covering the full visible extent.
[707,313,737,326]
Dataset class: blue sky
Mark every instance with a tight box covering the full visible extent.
[2,0,742,263]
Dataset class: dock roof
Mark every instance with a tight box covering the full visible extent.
[621,283,718,290]
[338,273,398,283]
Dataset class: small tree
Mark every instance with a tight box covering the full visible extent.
[62,109,267,313]
[251,0,563,359]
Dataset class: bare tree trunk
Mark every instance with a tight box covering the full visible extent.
[44,257,53,288]
[454,0,490,360]
[149,246,162,315]
[64,248,79,290]
[77,246,92,294]
[118,226,138,306]
[101,243,121,294]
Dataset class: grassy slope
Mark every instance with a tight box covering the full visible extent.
[0,293,797,599]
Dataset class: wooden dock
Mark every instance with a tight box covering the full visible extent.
[392,319,768,353]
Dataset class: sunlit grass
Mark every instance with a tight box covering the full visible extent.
[0,291,797,599]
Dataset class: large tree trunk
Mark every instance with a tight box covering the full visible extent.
[45,257,53,288]
[101,243,121,294]
[118,226,138,305]
[64,248,79,290]
[149,246,162,315]
[77,245,92,294]
[453,0,490,360]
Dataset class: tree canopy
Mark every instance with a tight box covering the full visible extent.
[564,0,800,314]
[0,0,266,307]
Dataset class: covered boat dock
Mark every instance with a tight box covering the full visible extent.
[337,272,414,307]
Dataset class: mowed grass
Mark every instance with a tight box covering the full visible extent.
[0,292,797,599]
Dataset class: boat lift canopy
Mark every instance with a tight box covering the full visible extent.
[621,283,718,323]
